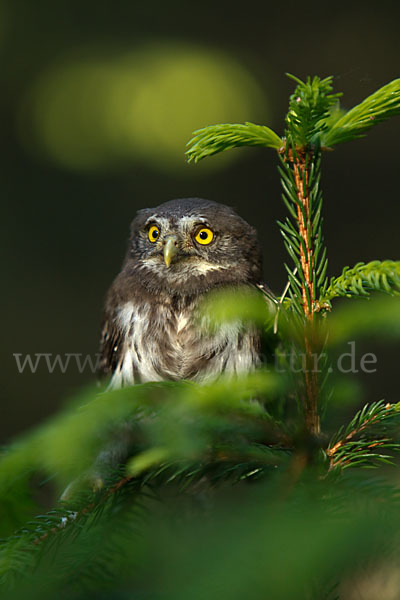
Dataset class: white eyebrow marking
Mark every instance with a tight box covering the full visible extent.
[144,216,171,229]
[179,216,208,224]
[178,216,210,233]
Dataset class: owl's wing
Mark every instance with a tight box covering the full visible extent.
[98,310,124,379]
[98,303,139,388]
[254,281,279,365]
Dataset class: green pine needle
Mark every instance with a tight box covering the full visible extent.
[322,79,400,147]
[320,260,400,304]
[285,74,342,147]
[327,401,400,471]
[186,122,283,163]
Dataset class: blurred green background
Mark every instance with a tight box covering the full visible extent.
[2,0,400,442]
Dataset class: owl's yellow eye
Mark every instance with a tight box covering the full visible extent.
[195,228,214,245]
[148,225,160,242]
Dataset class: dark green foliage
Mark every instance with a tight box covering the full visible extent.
[2,74,400,599]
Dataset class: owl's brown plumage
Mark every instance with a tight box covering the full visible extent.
[99,198,269,388]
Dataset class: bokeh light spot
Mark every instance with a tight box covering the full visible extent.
[19,44,269,173]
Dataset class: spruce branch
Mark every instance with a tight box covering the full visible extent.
[0,449,294,589]
[32,474,134,546]
[277,76,337,435]
[327,401,400,471]
[285,74,342,147]
[281,148,321,433]
[186,122,283,163]
[319,260,400,305]
[322,78,400,147]
[0,370,291,583]
[0,485,150,597]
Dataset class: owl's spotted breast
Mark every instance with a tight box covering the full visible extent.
[99,198,269,388]
[107,295,261,388]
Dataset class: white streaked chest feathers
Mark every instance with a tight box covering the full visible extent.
[109,300,260,388]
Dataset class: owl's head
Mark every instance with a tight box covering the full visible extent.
[124,198,262,294]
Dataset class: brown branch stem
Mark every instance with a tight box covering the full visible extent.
[293,157,313,319]
[291,150,320,435]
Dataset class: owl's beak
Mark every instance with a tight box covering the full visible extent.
[163,236,179,268]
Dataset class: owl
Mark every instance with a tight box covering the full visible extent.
[99,198,270,388]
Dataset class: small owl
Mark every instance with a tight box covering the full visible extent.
[99,198,270,388]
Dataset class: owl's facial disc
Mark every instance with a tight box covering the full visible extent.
[142,215,217,271]
[126,199,262,293]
